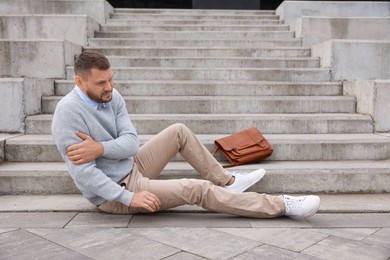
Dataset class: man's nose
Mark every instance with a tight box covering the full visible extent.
[105,82,113,91]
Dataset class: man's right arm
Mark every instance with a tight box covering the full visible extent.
[52,107,134,206]
[100,89,139,160]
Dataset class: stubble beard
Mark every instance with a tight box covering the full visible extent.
[87,89,113,103]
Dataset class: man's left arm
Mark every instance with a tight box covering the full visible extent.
[68,90,139,164]
[101,91,139,159]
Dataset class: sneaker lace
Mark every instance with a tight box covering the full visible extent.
[284,196,305,214]
[228,171,238,177]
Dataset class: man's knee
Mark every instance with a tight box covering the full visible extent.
[169,123,189,133]
[167,123,192,141]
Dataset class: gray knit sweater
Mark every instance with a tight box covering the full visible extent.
[52,88,139,206]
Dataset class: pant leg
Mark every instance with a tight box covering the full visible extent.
[135,123,231,186]
[98,123,285,217]
[99,164,285,218]
[98,123,233,215]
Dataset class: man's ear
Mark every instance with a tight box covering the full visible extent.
[75,75,84,89]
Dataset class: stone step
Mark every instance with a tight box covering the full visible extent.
[5,134,390,162]
[110,13,279,21]
[42,96,354,114]
[100,24,290,32]
[54,80,342,97]
[106,19,282,26]
[1,160,390,195]
[102,56,319,68]
[94,31,295,40]
[25,113,372,135]
[125,114,373,135]
[88,38,302,48]
[113,8,275,16]
[2,193,390,213]
[65,67,328,81]
[82,47,310,58]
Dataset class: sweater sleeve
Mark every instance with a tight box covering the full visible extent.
[52,105,134,206]
[101,89,139,160]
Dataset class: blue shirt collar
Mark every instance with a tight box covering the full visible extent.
[74,86,107,110]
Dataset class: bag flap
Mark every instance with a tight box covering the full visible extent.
[215,127,265,152]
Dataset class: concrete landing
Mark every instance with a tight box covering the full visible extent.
[0,194,389,259]
[0,194,389,213]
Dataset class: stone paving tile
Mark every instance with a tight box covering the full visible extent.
[0,228,17,234]
[231,244,320,260]
[164,252,207,260]
[0,195,96,212]
[0,212,387,259]
[307,213,390,228]
[302,235,390,260]
[27,228,179,260]
[132,227,260,259]
[315,228,379,241]
[65,212,132,228]
[320,194,390,213]
[362,228,390,249]
[129,213,251,228]
[215,228,328,252]
[249,216,312,228]
[0,229,90,260]
[0,212,76,228]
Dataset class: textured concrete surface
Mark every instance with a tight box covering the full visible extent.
[43,95,356,114]
[0,210,389,259]
[5,134,390,162]
[88,38,301,48]
[53,80,342,96]
[0,134,22,162]
[1,194,389,213]
[3,5,388,199]
[312,40,390,81]
[295,17,390,47]
[344,80,390,132]
[0,15,99,46]
[0,40,81,78]
[3,193,385,259]
[0,78,53,132]
[276,1,390,25]
[0,0,113,24]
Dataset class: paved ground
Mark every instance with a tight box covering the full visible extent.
[0,194,389,260]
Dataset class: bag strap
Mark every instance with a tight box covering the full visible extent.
[211,145,234,168]
[211,146,220,157]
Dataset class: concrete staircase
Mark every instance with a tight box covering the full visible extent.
[1,8,390,196]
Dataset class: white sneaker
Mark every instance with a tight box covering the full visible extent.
[224,168,266,193]
[283,195,320,218]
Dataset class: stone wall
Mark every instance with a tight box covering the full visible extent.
[0,1,103,133]
[0,15,99,46]
[344,80,390,132]
[276,1,390,25]
[312,40,390,81]
[0,0,113,24]
[295,17,390,47]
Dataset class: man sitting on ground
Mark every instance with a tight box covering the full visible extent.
[52,50,320,218]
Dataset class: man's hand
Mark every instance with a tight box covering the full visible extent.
[67,131,104,165]
[130,191,161,212]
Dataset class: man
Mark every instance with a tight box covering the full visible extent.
[52,50,320,218]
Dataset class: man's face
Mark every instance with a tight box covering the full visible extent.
[76,67,113,103]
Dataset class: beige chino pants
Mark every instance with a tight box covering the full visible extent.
[99,123,285,218]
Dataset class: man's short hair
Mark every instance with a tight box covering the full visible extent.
[74,50,111,76]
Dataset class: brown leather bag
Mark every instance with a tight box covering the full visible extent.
[212,127,273,168]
